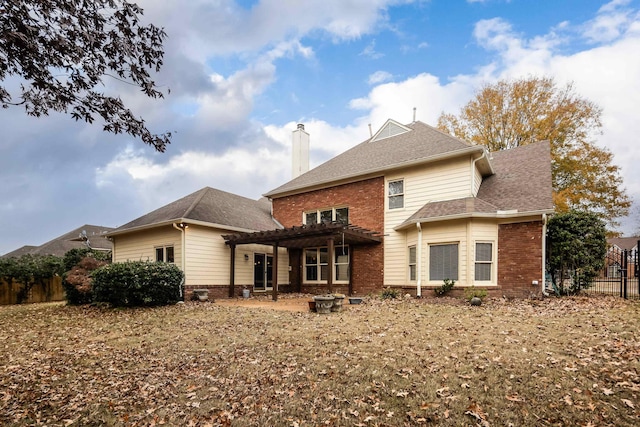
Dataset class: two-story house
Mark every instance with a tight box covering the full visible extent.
[109,119,554,299]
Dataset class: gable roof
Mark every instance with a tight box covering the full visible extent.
[1,224,113,258]
[265,120,489,198]
[608,236,639,251]
[108,187,280,236]
[397,141,554,228]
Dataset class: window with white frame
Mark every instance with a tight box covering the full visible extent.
[474,242,493,281]
[388,179,404,209]
[335,246,350,281]
[408,246,417,281]
[304,245,349,283]
[155,246,175,263]
[429,243,458,281]
[304,207,349,225]
[608,263,621,278]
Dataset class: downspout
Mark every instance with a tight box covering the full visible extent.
[173,223,186,299]
[470,150,486,196]
[416,222,423,297]
[541,214,549,296]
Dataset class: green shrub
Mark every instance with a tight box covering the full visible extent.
[381,287,399,299]
[434,278,455,296]
[464,287,487,301]
[92,261,184,307]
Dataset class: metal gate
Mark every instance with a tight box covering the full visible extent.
[588,241,639,300]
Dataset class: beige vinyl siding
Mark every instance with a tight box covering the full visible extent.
[112,226,182,267]
[473,163,483,196]
[184,225,289,287]
[384,157,472,286]
[184,225,228,286]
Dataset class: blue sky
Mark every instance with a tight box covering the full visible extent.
[1,0,639,255]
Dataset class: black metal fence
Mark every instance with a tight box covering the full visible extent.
[586,241,639,300]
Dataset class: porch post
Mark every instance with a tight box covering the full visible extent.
[327,238,334,293]
[229,244,236,298]
[272,243,279,301]
[348,247,353,296]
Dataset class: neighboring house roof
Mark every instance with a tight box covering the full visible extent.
[265,120,491,198]
[608,236,639,251]
[397,141,554,228]
[1,245,38,259]
[1,224,113,258]
[108,187,281,236]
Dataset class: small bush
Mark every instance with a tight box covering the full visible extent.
[434,278,455,296]
[381,287,399,299]
[63,256,109,305]
[464,287,487,301]
[92,261,184,307]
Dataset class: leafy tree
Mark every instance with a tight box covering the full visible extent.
[438,76,630,228]
[546,210,607,295]
[0,0,171,151]
[0,254,64,303]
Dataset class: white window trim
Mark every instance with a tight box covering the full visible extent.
[155,245,175,263]
[427,242,459,283]
[408,245,417,282]
[303,245,350,284]
[303,206,349,225]
[473,241,495,284]
[387,179,405,210]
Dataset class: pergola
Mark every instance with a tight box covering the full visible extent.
[222,222,382,300]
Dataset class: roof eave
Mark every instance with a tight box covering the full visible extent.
[265,145,485,199]
[106,218,273,237]
[394,208,554,231]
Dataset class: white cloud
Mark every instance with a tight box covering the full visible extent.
[368,71,394,85]
[326,6,640,234]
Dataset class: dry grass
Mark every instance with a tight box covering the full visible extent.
[1,295,639,426]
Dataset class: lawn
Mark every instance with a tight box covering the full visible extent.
[1,295,639,426]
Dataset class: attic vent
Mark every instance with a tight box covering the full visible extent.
[371,120,410,142]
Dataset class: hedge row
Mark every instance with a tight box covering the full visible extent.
[92,261,184,307]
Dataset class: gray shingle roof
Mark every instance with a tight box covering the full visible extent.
[608,236,639,251]
[398,141,554,227]
[1,225,113,258]
[109,187,280,235]
[265,120,484,197]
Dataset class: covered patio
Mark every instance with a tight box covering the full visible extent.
[222,222,382,300]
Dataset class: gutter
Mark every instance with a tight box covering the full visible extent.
[416,222,423,297]
[470,150,487,195]
[541,213,549,297]
[172,222,187,299]
[394,209,555,231]
[106,218,270,237]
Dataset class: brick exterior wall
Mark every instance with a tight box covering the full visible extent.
[497,221,544,298]
[272,177,385,295]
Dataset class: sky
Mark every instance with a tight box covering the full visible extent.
[1,0,640,255]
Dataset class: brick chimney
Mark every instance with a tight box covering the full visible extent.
[292,123,309,178]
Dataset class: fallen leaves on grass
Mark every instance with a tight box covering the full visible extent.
[0,295,638,426]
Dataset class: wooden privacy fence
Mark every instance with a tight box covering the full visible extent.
[0,276,65,305]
